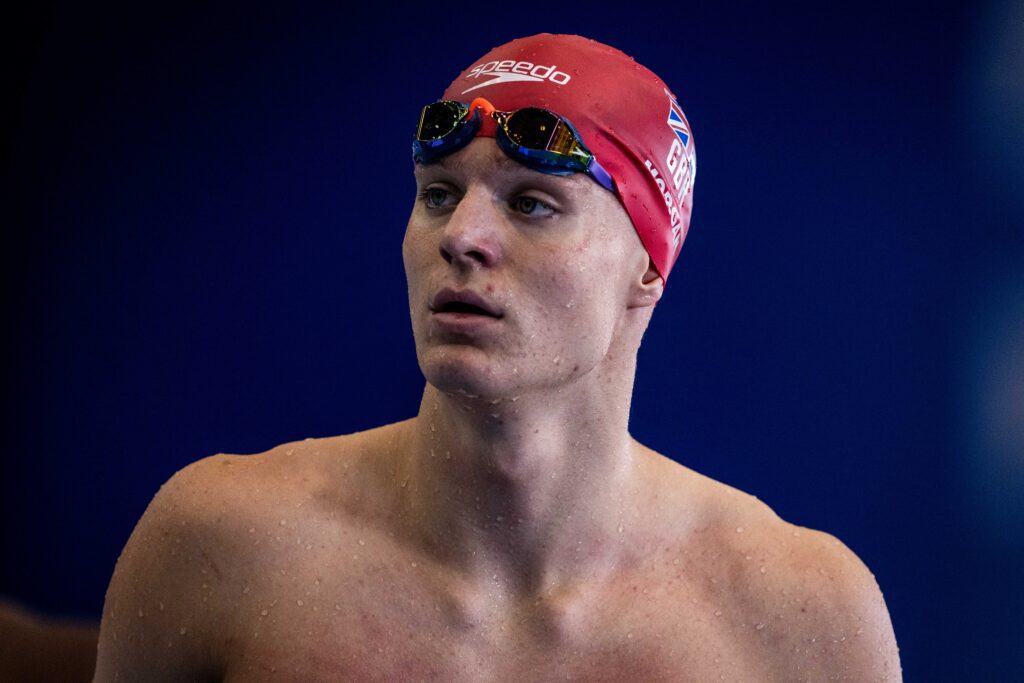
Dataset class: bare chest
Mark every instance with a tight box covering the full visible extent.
[216,548,769,682]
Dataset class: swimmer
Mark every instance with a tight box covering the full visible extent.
[93,34,901,681]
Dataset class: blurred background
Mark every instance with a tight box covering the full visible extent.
[2,1,1021,679]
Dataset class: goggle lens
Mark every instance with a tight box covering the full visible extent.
[505,108,581,159]
[417,101,468,140]
[504,109,557,148]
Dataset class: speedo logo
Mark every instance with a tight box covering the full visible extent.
[461,59,571,94]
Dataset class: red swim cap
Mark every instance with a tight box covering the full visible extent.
[440,34,696,282]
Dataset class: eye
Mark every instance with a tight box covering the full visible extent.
[418,187,456,209]
[511,195,555,217]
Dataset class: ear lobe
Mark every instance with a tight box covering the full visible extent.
[629,259,664,308]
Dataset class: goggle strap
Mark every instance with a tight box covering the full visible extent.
[587,158,617,194]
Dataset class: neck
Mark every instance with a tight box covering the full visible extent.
[394,355,648,602]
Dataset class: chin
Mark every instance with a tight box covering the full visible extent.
[417,347,519,400]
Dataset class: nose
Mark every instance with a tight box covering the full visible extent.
[438,187,502,269]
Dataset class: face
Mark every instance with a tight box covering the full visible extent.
[402,138,654,400]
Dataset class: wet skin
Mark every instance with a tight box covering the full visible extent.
[94,140,901,681]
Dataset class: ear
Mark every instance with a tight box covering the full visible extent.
[628,258,665,309]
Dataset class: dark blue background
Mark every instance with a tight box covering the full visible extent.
[4,2,1023,679]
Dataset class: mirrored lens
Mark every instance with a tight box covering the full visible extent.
[417,101,466,141]
[504,108,561,149]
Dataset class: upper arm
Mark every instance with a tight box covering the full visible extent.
[93,456,234,683]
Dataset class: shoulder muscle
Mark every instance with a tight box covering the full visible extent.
[93,455,239,682]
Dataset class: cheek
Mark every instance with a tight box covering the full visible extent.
[526,243,620,340]
[542,234,623,305]
[402,227,434,285]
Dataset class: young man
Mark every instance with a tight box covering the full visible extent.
[94,34,901,681]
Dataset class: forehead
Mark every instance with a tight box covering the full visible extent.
[413,138,595,192]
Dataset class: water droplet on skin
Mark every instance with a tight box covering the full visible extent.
[297,600,304,606]
[756,623,766,630]
[760,566,767,574]
[138,609,144,617]
[673,559,680,565]
[714,610,722,617]
[617,524,624,533]
[158,602,165,611]
[552,355,561,364]
[242,586,250,594]
[358,539,365,546]
[248,527,255,534]
[411,562,418,568]
[279,520,286,526]
[626,632,634,639]
[179,627,188,635]
[260,609,269,616]
[736,526,745,533]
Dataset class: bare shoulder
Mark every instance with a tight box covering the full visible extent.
[740,515,901,681]
[94,421,408,682]
[93,452,249,682]
[643,452,901,681]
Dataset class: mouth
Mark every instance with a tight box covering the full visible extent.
[434,301,500,317]
[430,289,504,318]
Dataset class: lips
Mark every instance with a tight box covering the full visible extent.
[430,288,503,318]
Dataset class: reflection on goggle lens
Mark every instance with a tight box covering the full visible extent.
[503,109,557,149]
[417,101,464,141]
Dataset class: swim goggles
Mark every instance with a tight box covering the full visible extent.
[412,97,617,194]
